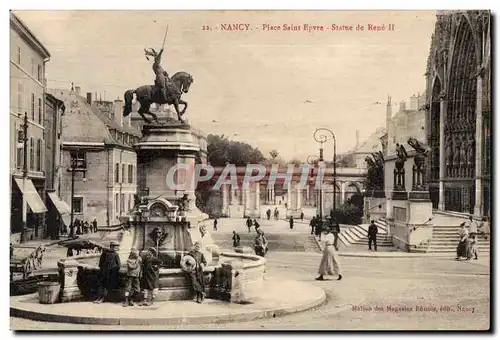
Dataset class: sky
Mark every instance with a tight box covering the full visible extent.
[14,10,437,161]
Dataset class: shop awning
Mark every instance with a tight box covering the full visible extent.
[14,178,48,213]
[47,192,71,215]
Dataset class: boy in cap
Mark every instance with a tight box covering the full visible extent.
[94,241,121,303]
[123,248,142,307]
[140,248,162,306]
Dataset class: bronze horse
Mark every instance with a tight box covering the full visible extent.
[123,71,194,124]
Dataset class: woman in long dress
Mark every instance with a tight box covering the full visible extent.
[187,242,207,303]
[316,236,342,281]
[456,222,470,260]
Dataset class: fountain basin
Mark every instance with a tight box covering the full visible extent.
[58,251,265,303]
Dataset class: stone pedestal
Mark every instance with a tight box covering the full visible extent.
[57,258,82,302]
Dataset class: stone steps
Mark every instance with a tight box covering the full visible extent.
[338,218,394,250]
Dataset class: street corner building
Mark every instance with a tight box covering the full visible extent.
[10,12,53,242]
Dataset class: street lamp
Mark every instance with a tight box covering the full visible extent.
[307,155,319,207]
[314,128,337,220]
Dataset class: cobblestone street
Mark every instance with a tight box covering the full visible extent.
[11,249,490,330]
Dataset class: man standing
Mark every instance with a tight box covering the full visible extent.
[266,209,271,220]
[368,220,378,251]
[92,218,98,233]
[467,215,478,238]
[232,231,241,248]
[246,217,253,233]
[213,218,218,231]
[310,216,316,235]
[289,217,294,230]
[94,241,121,303]
[331,217,340,251]
[300,212,304,222]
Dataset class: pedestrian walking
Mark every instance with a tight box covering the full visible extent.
[316,233,342,281]
[213,218,218,231]
[246,217,253,233]
[331,217,340,251]
[456,222,470,260]
[368,220,378,251]
[266,209,271,220]
[92,218,98,233]
[232,230,241,248]
[123,248,142,307]
[315,215,323,241]
[300,212,304,222]
[254,219,260,233]
[289,217,294,230]
[94,241,121,303]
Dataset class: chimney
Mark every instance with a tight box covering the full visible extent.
[86,92,92,105]
[114,100,124,126]
[399,100,406,111]
[355,130,360,149]
[409,94,419,111]
[75,86,81,96]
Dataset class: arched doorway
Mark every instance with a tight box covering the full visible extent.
[344,183,361,203]
[444,18,477,214]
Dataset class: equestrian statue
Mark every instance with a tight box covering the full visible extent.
[122,27,194,124]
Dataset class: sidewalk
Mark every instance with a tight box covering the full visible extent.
[11,277,326,326]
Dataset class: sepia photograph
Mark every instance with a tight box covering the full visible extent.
[8,8,491,331]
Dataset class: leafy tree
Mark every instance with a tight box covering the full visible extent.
[336,153,356,168]
[365,150,385,193]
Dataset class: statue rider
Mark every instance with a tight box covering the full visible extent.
[146,48,170,103]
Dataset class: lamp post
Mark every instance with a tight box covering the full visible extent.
[314,128,337,219]
[307,155,319,207]
[20,112,28,243]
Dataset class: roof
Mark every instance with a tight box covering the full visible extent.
[47,88,116,145]
[10,11,50,58]
[88,103,141,137]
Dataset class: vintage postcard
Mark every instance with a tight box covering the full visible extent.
[9,9,491,331]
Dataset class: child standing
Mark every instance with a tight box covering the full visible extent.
[469,235,479,260]
[123,248,141,307]
[140,248,162,306]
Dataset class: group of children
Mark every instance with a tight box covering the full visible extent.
[94,241,162,307]
[123,247,163,307]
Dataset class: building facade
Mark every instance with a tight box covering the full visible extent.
[424,10,491,216]
[44,93,70,239]
[49,88,142,228]
[10,12,50,242]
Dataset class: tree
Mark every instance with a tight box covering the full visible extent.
[206,134,265,166]
[269,150,279,160]
[196,134,266,213]
[365,150,385,195]
[289,157,303,166]
[336,153,356,168]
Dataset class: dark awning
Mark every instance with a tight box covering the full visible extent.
[47,192,71,215]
